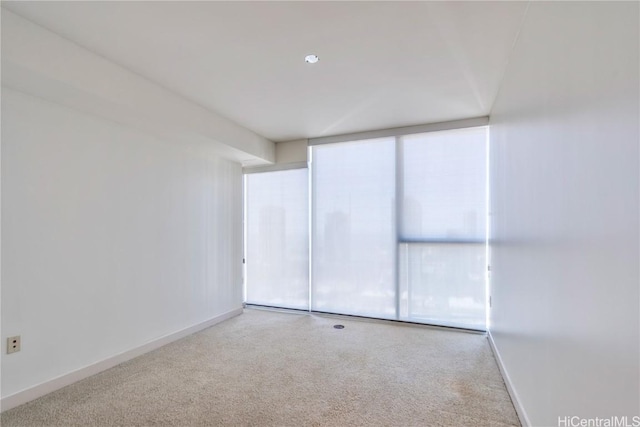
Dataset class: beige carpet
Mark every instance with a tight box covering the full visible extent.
[1,308,520,427]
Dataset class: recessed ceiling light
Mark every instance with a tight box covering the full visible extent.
[304,54,319,64]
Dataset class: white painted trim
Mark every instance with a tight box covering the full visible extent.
[1,307,243,412]
[243,161,307,174]
[308,116,489,146]
[487,331,531,427]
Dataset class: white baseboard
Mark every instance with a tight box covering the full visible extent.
[487,331,531,427]
[1,307,243,412]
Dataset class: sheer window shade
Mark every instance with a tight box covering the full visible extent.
[311,138,396,319]
[399,127,487,329]
[245,168,309,310]
[400,127,487,243]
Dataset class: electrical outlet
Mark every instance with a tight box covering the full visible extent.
[7,336,20,354]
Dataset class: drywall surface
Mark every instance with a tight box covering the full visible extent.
[1,10,275,166]
[489,2,639,426]
[1,88,243,399]
[276,139,308,164]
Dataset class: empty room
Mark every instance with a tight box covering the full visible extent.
[1,1,638,427]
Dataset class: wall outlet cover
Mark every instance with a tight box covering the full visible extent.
[7,336,21,354]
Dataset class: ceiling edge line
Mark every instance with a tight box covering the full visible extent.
[308,116,489,146]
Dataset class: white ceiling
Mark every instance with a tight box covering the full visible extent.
[3,1,528,142]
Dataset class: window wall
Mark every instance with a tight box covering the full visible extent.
[244,125,488,330]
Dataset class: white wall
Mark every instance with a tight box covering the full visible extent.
[275,139,308,164]
[1,88,243,401]
[489,2,639,426]
[1,10,275,166]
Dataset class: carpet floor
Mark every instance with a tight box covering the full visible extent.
[1,308,520,426]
